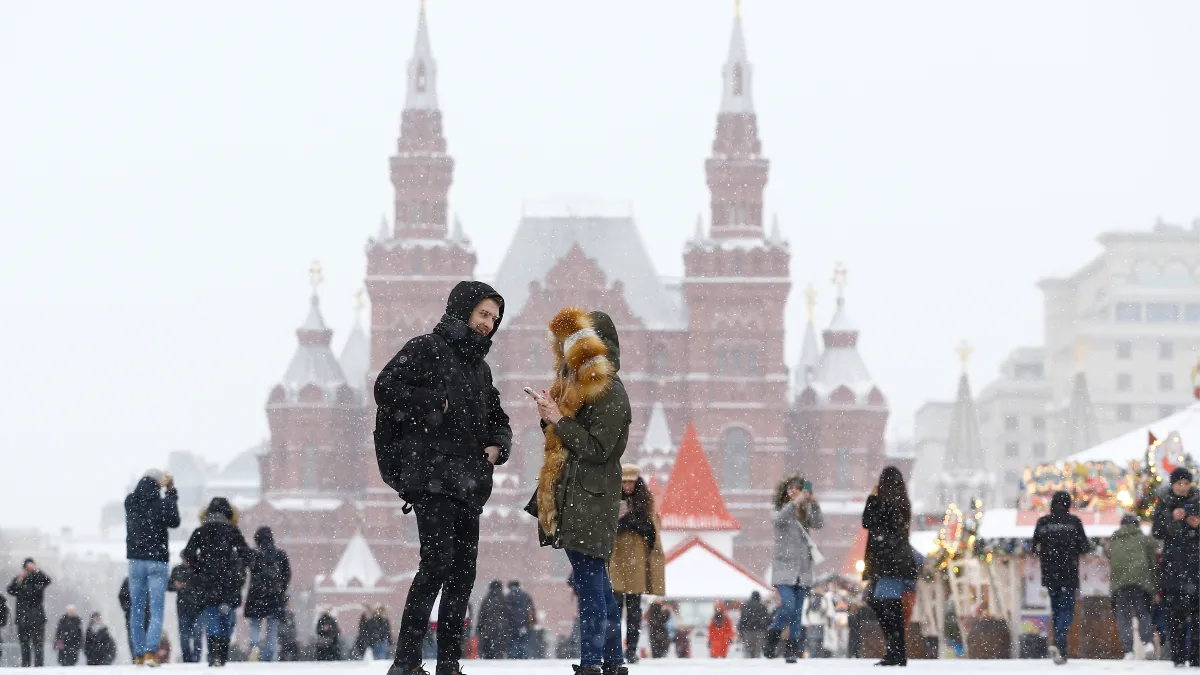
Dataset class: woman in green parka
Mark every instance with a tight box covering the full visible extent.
[526,307,632,675]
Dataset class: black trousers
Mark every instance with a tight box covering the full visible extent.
[870,598,906,664]
[18,622,45,667]
[1168,593,1200,665]
[616,594,642,655]
[58,647,80,666]
[395,495,479,668]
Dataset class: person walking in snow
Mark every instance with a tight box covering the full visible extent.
[862,467,918,667]
[1032,490,1091,665]
[84,612,117,666]
[645,599,671,659]
[1106,513,1159,659]
[505,580,536,659]
[707,602,735,658]
[244,526,291,662]
[525,308,632,675]
[7,558,51,667]
[315,607,343,661]
[169,557,203,662]
[54,605,83,666]
[182,497,250,667]
[609,463,665,664]
[376,280,512,675]
[475,580,512,659]
[738,590,771,658]
[768,474,824,663]
[123,469,180,666]
[1153,467,1200,666]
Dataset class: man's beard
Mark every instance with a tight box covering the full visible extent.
[469,322,489,335]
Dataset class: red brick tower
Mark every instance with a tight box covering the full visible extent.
[682,5,791,495]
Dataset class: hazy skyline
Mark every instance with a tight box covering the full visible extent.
[3,0,1200,533]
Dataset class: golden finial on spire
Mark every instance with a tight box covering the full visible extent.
[735,0,742,18]
[832,262,848,302]
[308,260,324,295]
[803,284,817,322]
[1075,340,1088,372]
[956,340,973,375]
[354,288,366,320]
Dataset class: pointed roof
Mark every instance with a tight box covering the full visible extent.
[943,373,986,473]
[1064,352,1098,455]
[640,402,673,454]
[278,294,349,400]
[329,530,384,589]
[663,537,771,600]
[657,424,740,531]
[720,4,754,114]
[339,319,370,392]
[405,2,438,111]
[803,293,883,405]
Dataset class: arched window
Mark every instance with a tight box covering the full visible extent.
[731,348,745,376]
[416,61,427,92]
[733,64,743,97]
[301,443,318,490]
[722,428,752,490]
[747,351,759,376]
[716,346,728,375]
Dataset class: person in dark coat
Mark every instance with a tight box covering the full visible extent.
[315,607,342,661]
[362,604,393,660]
[244,526,291,662]
[0,593,8,664]
[54,606,84,666]
[528,309,632,675]
[862,467,917,667]
[7,558,51,667]
[123,469,180,666]
[645,599,671,659]
[277,603,300,662]
[476,580,513,659]
[1153,467,1200,666]
[169,557,204,662]
[376,280,512,675]
[505,581,535,659]
[738,590,771,658]
[1032,490,1091,665]
[181,497,250,667]
[84,612,117,666]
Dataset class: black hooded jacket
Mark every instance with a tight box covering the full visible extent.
[6,568,51,627]
[1152,484,1200,594]
[1032,492,1091,589]
[124,476,181,562]
[244,527,292,619]
[374,280,513,511]
[181,499,250,608]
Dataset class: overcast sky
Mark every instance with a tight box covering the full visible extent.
[3,0,1200,534]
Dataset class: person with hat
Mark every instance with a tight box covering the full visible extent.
[1153,467,1200,666]
[1032,491,1092,665]
[1106,513,1159,659]
[123,468,180,666]
[609,463,665,664]
[7,558,52,667]
[768,474,824,663]
[505,581,536,659]
[182,497,250,667]
[376,281,512,675]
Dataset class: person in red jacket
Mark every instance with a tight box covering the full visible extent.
[708,603,736,658]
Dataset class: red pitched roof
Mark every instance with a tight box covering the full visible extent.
[657,424,740,531]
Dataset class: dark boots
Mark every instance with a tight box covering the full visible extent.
[764,628,782,659]
[386,664,430,675]
[602,666,629,675]
[784,638,803,663]
[572,666,603,675]
[207,637,229,667]
[873,599,907,666]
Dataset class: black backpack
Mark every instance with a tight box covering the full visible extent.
[257,552,286,598]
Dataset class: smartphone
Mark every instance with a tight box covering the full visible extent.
[523,387,543,400]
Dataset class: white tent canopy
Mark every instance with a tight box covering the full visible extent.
[663,538,772,601]
[1067,401,1200,464]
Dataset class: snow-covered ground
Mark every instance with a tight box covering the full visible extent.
[14,660,1185,674]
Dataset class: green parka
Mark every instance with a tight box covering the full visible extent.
[1107,521,1158,595]
[529,311,632,561]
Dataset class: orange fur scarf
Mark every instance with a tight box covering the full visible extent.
[536,308,616,538]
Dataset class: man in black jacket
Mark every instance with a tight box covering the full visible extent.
[7,558,52,667]
[1032,491,1091,665]
[54,605,83,666]
[169,558,203,662]
[377,281,512,675]
[124,469,181,666]
[1153,467,1200,666]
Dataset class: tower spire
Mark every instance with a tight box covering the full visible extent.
[406,0,438,111]
[721,1,753,114]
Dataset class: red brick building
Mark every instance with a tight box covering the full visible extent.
[241,4,892,632]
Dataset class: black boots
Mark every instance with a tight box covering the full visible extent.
[784,638,802,664]
[873,599,907,666]
[206,637,229,667]
[386,664,430,675]
[624,646,639,663]
[602,666,629,675]
[764,628,782,659]
[572,666,603,675]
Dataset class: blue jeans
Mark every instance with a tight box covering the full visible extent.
[508,631,531,659]
[773,584,810,641]
[127,560,168,657]
[372,641,390,660]
[1047,586,1077,652]
[567,549,623,667]
[204,605,237,658]
[247,617,279,661]
[178,609,203,662]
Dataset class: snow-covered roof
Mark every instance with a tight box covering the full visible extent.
[640,402,673,454]
[663,538,771,600]
[796,319,820,390]
[1068,401,1200,464]
[803,300,881,404]
[491,215,687,330]
[405,3,437,111]
[943,374,985,473]
[327,531,385,590]
[338,319,370,391]
[658,424,740,531]
[268,497,343,512]
[275,295,351,404]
